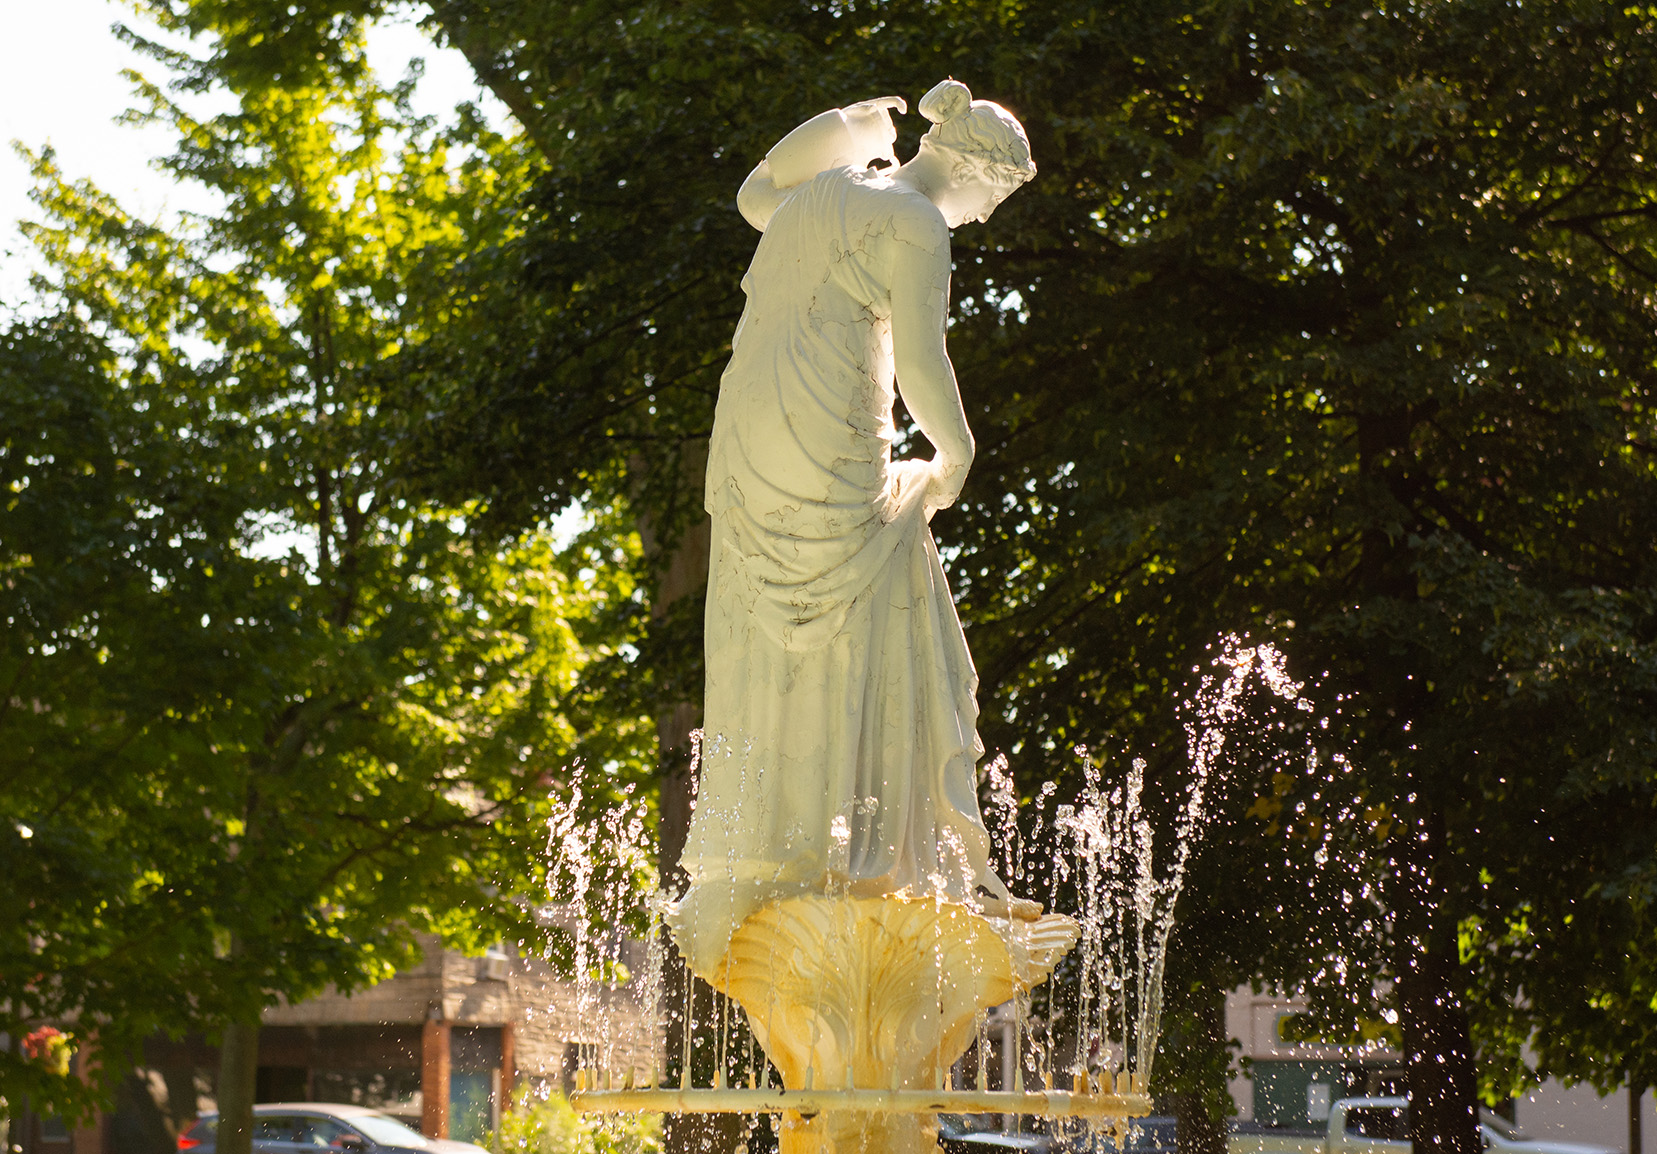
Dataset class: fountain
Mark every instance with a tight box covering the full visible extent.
[538,81,1314,1154]
[549,639,1307,1153]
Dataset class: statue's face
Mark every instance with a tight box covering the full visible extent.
[954,176,1018,227]
[936,150,1025,228]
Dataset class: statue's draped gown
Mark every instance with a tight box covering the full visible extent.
[673,165,1007,974]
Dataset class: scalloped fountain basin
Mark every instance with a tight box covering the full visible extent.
[574,892,1150,1154]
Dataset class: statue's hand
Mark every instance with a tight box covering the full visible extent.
[890,454,964,519]
[922,455,969,516]
[842,95,908,168]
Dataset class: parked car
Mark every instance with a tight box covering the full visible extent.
[1228,1097,1621,1154]
[938,1113,1055,1154]
[1478,1105,1620,1154]
[1048,1114,1178,1154]
[938,1112,1176,1154]
[1121,1116,1178,1154]
[177,1102,490,1154]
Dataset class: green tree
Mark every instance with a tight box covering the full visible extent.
[1469,851,1657,1148]
[1,315,245,1124]
[419,3,1657,1147]
[1,31,652,1149]
[954,10,1657,1154]
[120,5,1657,1154]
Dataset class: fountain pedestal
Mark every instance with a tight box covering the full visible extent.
[705,894,1079,1154]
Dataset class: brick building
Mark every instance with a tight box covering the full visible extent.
[6,936,658,1154]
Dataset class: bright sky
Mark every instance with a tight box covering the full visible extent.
[0,0,504,310]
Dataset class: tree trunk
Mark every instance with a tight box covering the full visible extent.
[637,450,738,1154]
[1392,807,1480,1154]
[1175,1090,1229,1154]
[215,1019,260,1154]
[642,456,709,895]
[658,633,741,1154]
[661,931,744,1154]
[1356,402,1477,1154]
[657,611,743,1154]
[423,4,557,157]
[1170,983,1232,1154]
[1630,1081,1645,1154]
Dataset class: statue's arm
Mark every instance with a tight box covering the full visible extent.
[889,215,973,512]
[736,159,790,232]
[737,98,907,232]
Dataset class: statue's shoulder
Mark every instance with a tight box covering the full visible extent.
[844,170,949,254]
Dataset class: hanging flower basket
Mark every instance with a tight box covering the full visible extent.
[22,1027,74,1078]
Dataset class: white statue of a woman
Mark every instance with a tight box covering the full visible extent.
[672,81,1037,976]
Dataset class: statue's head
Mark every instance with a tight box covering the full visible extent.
[915,79,1036,224]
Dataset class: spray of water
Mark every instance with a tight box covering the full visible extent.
[536,635,1331,1141]
[541,777,660,1088]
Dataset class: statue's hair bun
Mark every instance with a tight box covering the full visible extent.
[919,79,972,124]
[916,78,1036,182]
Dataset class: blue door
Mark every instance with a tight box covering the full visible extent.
[449,1070,494,1144]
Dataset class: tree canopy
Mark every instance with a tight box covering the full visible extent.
[330,5,1654,1148]
[0,28,653,1137]
[411,2,1657,1147]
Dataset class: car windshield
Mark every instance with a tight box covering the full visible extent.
[346,1114,430,1146]
[1345,1106,1409,1140]
[1480,1110,1527,1141]
[938,1113,1001,1135]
